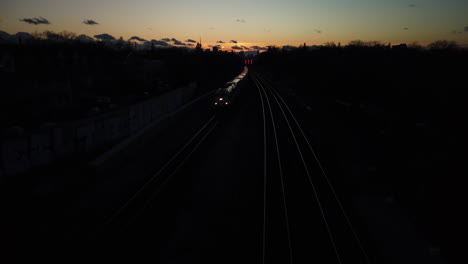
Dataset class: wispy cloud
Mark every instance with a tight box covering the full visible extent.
[230,40,238,44]
[129,36,146,42]
[216,40,225,43]
[171,38,185,45]
[236,18,246,23]
[159,38,186,45]
[209,27,216,30]
[83,19,99,25]
[251,46,268,51]
[465,26,468,32]
[408,4,416,7]
[231,45,243,50]
[314,29,322,34]
[173,40,186,45]
[150,40,170,46]
[186,39,197,43]
[19,17,50,25]
[94,33,115,41]
[209,45,223,49]
[404,27,409,30]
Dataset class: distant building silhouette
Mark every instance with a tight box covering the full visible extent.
[195,37,203,52]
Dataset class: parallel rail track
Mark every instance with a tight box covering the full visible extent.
[251,73,371,264]
[96,71,371,263]
[103,115,219,230]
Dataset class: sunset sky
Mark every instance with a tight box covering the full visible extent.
[1,0,468,49]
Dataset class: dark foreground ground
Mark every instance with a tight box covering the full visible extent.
[1,67,460,263]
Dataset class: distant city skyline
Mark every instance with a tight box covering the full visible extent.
[1,0,468,50]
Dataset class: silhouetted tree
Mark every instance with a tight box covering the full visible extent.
[408,42,423,50]
[347,40,367,47]
[59,31,77,40]
[428,40,459,50]
[347,40,385,48]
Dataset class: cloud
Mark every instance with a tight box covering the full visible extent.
[94,33,115,41]
[159,37,186,45]
[150,39,170,46]
[264,28,271,33]
[241,45,249,49]
[230,40,238,43]
[173,40,186,45]
[187,43,195,47]
[186,39,197,43]
[19,17,50,25]
[217,40,225,43]
[314,29,322,34]
[83,19,99,25]
[404,27,409,30]
[236,19,246,23]
[171,38,185,45]
[231,45,244,50]
[209,27,216,30]
[251,45,268,51]
[129,36,147,42]
[408,4,416,7]
[465,26,468,32]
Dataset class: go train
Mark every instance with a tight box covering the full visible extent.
[213,67,248,109]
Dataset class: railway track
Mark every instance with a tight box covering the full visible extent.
[93,71,371,263]
[251,73,371,264]
[103,115,219,231]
